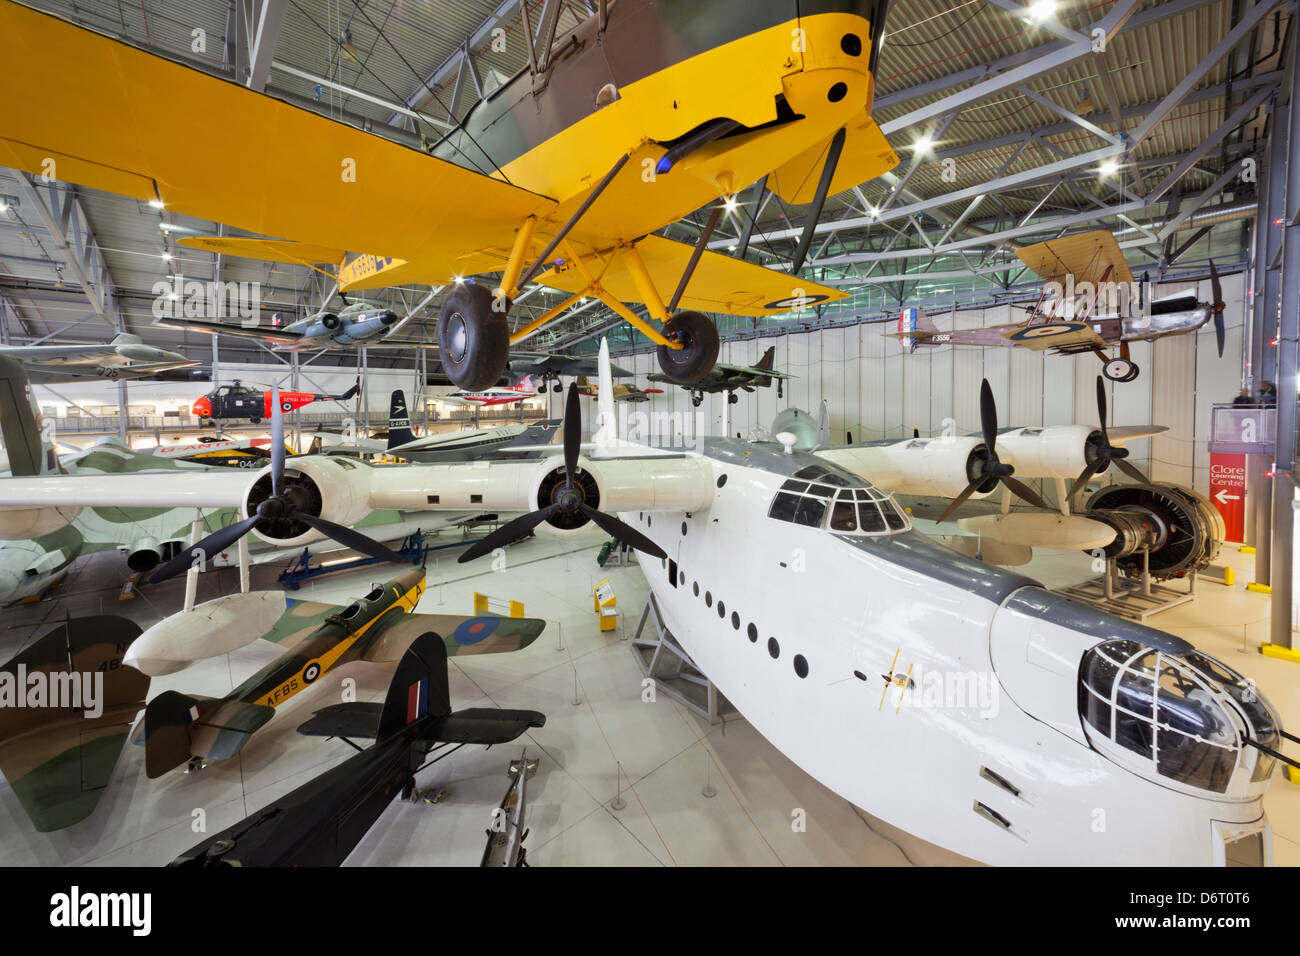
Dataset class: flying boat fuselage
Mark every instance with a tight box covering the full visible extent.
[625,438,1276,865]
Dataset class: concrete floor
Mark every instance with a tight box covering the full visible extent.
[0,529,1296,866]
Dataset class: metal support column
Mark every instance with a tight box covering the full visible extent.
[1268,35,1300,649]
[115,379,128,442]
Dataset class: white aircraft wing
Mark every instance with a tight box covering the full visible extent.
[0,344,127,364]
[151,317,304,344]
[0,470,250,509]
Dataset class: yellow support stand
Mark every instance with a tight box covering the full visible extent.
[594,579,618,632]
[1240,545,1256,554]
[1247,582,1272,594]
[473,592,524,618]
[1260,642,1300,664]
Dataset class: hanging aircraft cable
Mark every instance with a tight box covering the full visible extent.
[457,383,666,563]
[935,379,1052,523]
[149,381,402,583]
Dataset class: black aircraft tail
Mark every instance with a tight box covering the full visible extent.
[376,632,451,742]
[321,374,361,403]
[756,346,777,372]
[300,632,544,746]
[386,389,415,449]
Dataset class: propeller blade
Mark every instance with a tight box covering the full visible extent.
[149,513,262,584]
[457,506,559,564]
[578,504,667,558]
[1209,260,1225,357]
[1002,475,1052,512]
[296,513,404,564]
[563,383,581,486]
[979,379,998,458]
[1067,462,1104,503]
[270,381,284,497]
[1095,375,1110,448]
[936,480,980,525]
[1113,457,1149,485]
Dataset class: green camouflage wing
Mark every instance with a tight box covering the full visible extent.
[360,615,546,664]
[0,616,148,831]
[261,599,342,645]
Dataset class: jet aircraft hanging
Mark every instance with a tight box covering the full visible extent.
[0,332,197,383]
[0,1,898,393]
[647,345,793,405]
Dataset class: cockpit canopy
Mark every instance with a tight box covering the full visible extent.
[768,465,911,536]
[1079,639,1279,799]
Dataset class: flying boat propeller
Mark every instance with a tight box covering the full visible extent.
[1065,375,1150,503]
[457,384,666,564]
[936,379,1051,524]
[1209,259,1225,358]
[150,381,402,583]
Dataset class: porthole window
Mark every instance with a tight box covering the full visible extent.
[705,591,712,607]
[731,611,740,630]
[794,655,809,678]
[747,623,757,642]
[647,515,652,527]
[768,638,780,659]
[693,581,699,596]
[681,521,688,536]
[717,601,726,619]
[717,474,728,488]
[679,571,686,586]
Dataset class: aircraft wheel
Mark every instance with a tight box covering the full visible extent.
[656,311,719,385]
[250,417,262,424]
[691,394,703,408]
[438,283,509,392]
[1102,357,1135,382]
[727,392,738,405]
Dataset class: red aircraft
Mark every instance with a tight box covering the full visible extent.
[192,377,359,424]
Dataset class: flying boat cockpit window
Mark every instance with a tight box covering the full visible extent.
[768,465,910,535]
[1078,640,1279,794]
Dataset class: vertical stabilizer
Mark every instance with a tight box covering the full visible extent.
[0,356,54,475]
[593,338,617,447]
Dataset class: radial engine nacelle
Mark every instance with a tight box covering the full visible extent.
[820,436,987,500]
[994,425,1095,479]
[239,454,374,548]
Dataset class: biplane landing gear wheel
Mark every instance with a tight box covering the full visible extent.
[656,311,719,385]
[438,283,509,392]
[553,383,563,393]
[1102,357,1136,382]
[727,392,738,404]
[691,392,703,408]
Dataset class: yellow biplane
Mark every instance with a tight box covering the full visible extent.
[0,0,899,390]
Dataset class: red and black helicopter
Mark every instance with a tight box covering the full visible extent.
[192,376,360,424]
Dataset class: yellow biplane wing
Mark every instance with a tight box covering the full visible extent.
[178,236,348,267]
[536,234,845,317]
[1013,230,1135,287]
[0,3,555,290]
[0,4,846,322]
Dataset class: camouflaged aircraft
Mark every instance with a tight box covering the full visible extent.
[0,615,149,831]
[0,1,898,393]
[171,633,545,867]
[130,567,545,778]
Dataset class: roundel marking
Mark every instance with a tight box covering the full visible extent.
[764,293,830,310]
[302,661,322,683]
[453,617,499,645]
[1006,322,1088,341]
[281,400,295,412]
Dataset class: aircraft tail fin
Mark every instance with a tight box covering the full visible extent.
[506,418,562,449]
[756,346,777,371]
[376,632,451,743]
[0,355,55,475]
[108,332,142,346]
[328,375,361,403]
[386,389,415,449]
[593,338,617,447]
[895,308,942,352]
[516,374,535,394]
[144,692,273,777]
